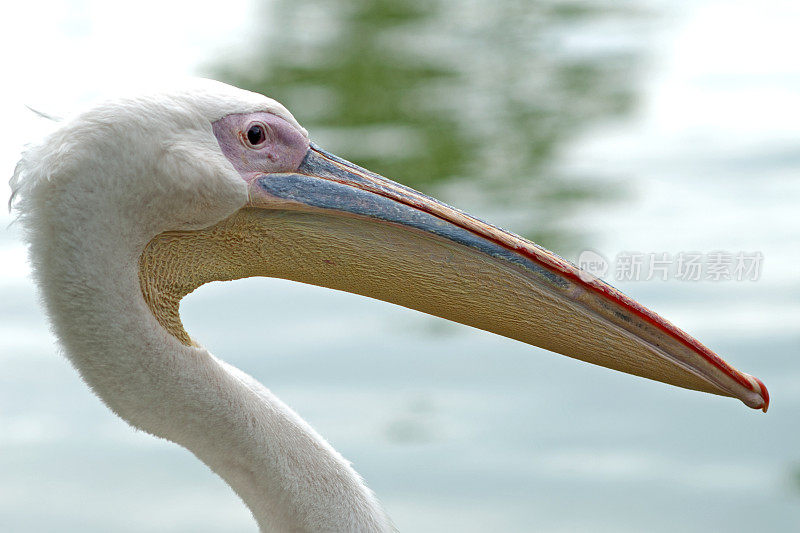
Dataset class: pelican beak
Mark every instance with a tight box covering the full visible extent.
[140,141,767,411]
[238,142,768,411]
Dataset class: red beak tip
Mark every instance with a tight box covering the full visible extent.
[749,375,769,413]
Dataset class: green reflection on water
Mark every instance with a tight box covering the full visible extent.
[209,0,643,252]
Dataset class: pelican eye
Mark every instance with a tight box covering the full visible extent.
[245,123,267,148]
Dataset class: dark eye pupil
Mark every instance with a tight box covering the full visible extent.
[247,125,265,146]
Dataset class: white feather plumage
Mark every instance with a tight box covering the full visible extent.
[11,79,393,533]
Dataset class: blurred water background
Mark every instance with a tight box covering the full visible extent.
[1,0,798,531]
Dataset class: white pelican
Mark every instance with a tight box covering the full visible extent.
[10,79,768,532]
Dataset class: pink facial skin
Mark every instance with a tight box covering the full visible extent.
[212,112,310,182]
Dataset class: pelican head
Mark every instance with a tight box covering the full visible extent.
[10,79,767,531]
